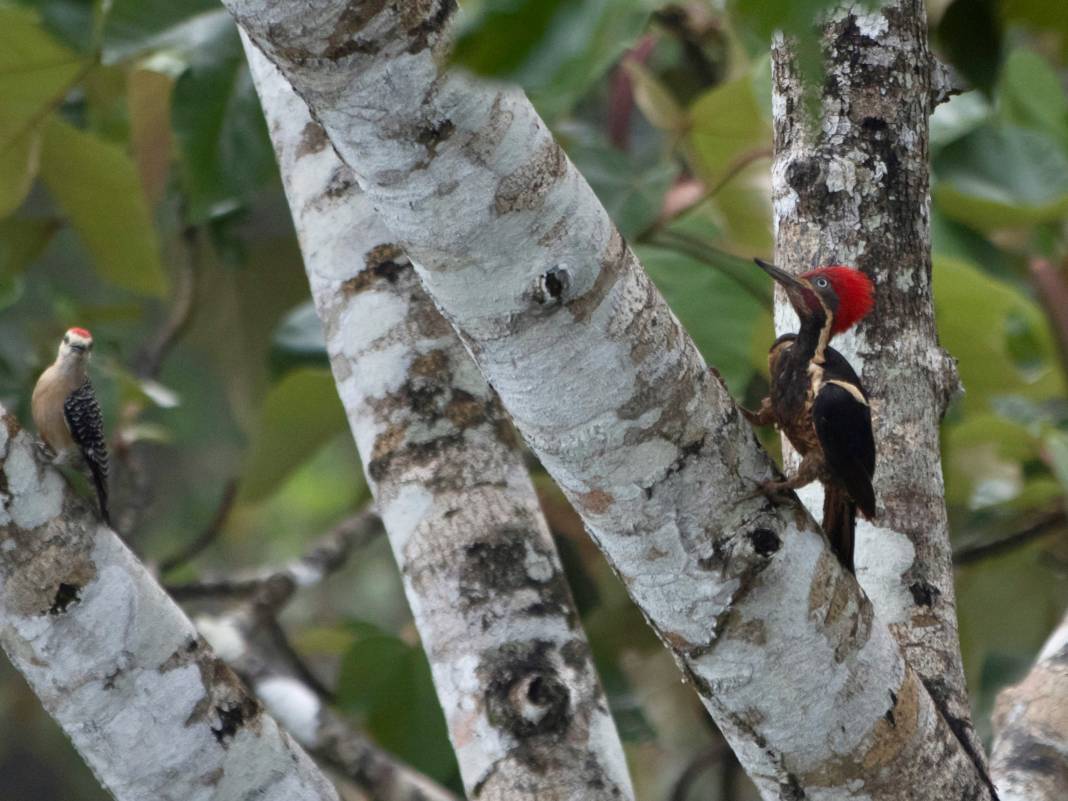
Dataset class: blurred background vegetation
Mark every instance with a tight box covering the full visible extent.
[1,0,1066,798]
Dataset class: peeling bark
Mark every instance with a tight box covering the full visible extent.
[226,1,996,797]
[0,408,339,801]
[242,37,633,801]
[991,610,1068,801]
[770,0,987,782]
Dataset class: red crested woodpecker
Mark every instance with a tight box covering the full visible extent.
[744,259,876,574]
[32,327,110,526]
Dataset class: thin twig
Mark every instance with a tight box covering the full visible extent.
[159,478,240,574]
[954,508,1066,566]
[135,230,199,380]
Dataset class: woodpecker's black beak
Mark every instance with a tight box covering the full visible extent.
[70,343,88,353]
[753,258,806,291]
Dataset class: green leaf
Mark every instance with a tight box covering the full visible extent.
[687,74,770,189]
[0,127,41,218]
[936,0,1002,95]
[997,48,1068,149]
[338,626,458,785]
[933,256,1063,414]
[636,245,765,394]
[171,21,277,222]
[128,67,174,204]
[453,0,654,120]
[0,216,60,274]
[560,126,677,239]
[103,0,219,62]
[239,368,348,502]
[934,124,1068,229]
[930,91,991,148]
[38,116,167,296]
[624,60,686,133]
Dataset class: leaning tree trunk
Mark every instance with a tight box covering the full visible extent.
[991,608,1068,801]
[770,0,989,784]
[0,411,339,801]
[242,37,634,801]
[227,1,995,798]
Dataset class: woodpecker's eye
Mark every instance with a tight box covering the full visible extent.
[815,277,829,288]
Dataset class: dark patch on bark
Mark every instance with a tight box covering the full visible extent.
[494,139,568,215]
[908,579,940,607]
[415,118,455,159]
[324,166,357,199]
[406,0,459,54]
[567,229,627,324]
[483,640,572,740]
[212,695,260,745]
[533,267,571,305]
[296,121,329,158]
[342,244,411,295]
[885,689,898,726]
[748,528,781,557]
[368,431,462,483]
[48,582,80,613]
[780,773,805,800]
[322,0,388,60]
[561,639,591,670]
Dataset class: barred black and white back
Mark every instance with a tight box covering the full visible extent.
[64,379,110,525]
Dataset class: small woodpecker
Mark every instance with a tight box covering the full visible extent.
[32,327,110,526]
[744,259,876,574]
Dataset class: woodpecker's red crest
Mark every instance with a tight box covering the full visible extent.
[67,327,92,340]
[798,267,874,334]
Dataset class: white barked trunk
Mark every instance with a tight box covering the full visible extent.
[0,410,340,801]
[227,1,995,798]
[243,37,634,801]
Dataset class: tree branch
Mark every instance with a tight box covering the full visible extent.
[954,508,1066,566]
[241,36,634,801]
[225,1,996,797]
[0,410,339,801]
[770,0,988,785]
[991,608,1068,801]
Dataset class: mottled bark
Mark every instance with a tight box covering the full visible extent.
[226,2,995,798]
[243,37,633,801]
[991,610,1068,801]
[770,0,986,780]
[0,408,339,801]
[194,585,459,801]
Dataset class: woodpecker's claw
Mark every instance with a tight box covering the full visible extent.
[33,439,57,463]
[738,479,794,506]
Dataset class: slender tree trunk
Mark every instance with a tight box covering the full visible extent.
[227,2,995,798]
[770,0,988,781]
[243,37,634,801]
[0,411,339,801]
[991,609,1068,801]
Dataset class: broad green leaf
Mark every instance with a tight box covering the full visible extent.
[934,124,1068,229]
[997,48,1068,149]
[687,74,770,189]
[39,116,167,296]
[930,91,991,148]
[934,256,1063,414]
[338,626,458,785]
[625,60,686,133]
[103,0,219,62]
[0,127,41,218]
[0,6,86,153]
[561,128,677,239]
[239,368,348,501]
[944,414,1039,508]
[636,245,765,394]
[0,216,60,274]
[453,0,654,121]
[128,67,174,204]
[171,22,277,222]
[936,0,1002,95]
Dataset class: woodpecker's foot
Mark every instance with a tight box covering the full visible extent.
[740,397,774,427]
[740,479,797,505]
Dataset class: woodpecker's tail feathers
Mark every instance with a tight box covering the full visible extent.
[823,483,856,575]
[88,460,110,527]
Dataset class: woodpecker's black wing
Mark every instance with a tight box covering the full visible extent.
[812,354,876,519]
[64,379,110,525]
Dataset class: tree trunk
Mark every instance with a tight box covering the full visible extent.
[770,0,987,782]
[227,2,996,797]
[243,37,634,801]
[991,609,1068,801]
[0,411,339,801]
